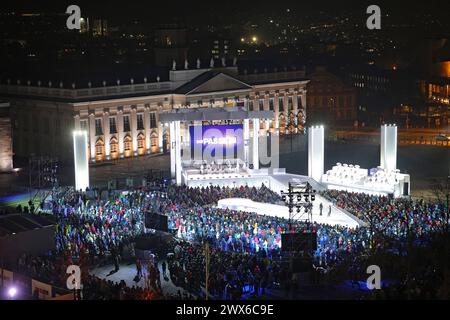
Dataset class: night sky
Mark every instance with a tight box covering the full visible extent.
[2,0,449,23]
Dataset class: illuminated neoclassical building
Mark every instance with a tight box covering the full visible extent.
[1,64,309,163]
[0,101,13,172]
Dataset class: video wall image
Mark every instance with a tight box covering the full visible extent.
[189,124,244,160]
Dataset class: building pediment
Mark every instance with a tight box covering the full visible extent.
[175,71,252,95]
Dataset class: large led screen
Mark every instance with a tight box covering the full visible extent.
[189,124,243,160]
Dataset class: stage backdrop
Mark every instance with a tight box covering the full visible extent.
[189,124,243,160]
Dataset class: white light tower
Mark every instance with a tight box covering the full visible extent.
[73,131,89,191]
[380,124,397,172]
[308,125,324,182]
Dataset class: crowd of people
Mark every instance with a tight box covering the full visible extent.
[9,182,448,300]
[320,189,448,243]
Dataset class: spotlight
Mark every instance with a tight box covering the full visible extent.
[8,287,17,299]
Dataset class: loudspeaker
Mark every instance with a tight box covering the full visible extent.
[281,232,317,252]
[145,212,168,232]
[403,182,409,196]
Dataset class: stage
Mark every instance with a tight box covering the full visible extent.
[217,195,364,228]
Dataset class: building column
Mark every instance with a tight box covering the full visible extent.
[293,91,299,133]
[301,90,307,113]
[157,112,163,152]
[130,107,138,156]
[252,118,259,170]
[170,122,175,178]
[103,111,111,160]
[88,113,96,161]
[263,94,270,131]
[175,120,182,185]
[144,106,151,153]
[117,110,124,158]
[293,91,299,113]
[274,94,279,132]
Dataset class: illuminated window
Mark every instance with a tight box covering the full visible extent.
[109,117,117,134]
[278,97,284,112]
[95,119,103,136]
[123,116,130,132]
[138,138,144,149]
[137,114,144,130]
[150,112,157,128]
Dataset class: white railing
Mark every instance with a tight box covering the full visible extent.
[0,81,174,100]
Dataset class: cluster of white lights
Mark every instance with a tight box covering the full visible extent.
[322,163,401,193]
[364,167,400,189]
[322,163,367,184]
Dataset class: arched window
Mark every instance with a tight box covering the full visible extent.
[137,133,145,155]
[110,137,118,159]
[150,131,158,153]
[95,138,104,161]
[124,135,132,157]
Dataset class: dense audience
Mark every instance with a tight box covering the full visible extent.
[320,189,448,242]
[9,183,449,300]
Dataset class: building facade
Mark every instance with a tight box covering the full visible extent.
[0,65,308,163]
[0,101,13,172]
[307,67,357,126]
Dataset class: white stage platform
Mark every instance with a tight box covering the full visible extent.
[217,195,363,228]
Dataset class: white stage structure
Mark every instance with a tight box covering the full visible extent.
[308,125,324,182]
[380,124,397,172]
[318,124,410,197]
[159,107,274,186]
[73,130,89,191]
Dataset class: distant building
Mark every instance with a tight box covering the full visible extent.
[348,65,449,128]
[0,65,309,163]
[92,18,108,37]
[418,76,450,127]
[0,101,13,172]
[306,66,357,126]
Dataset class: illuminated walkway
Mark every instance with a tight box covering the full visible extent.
[217,195,363,228]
